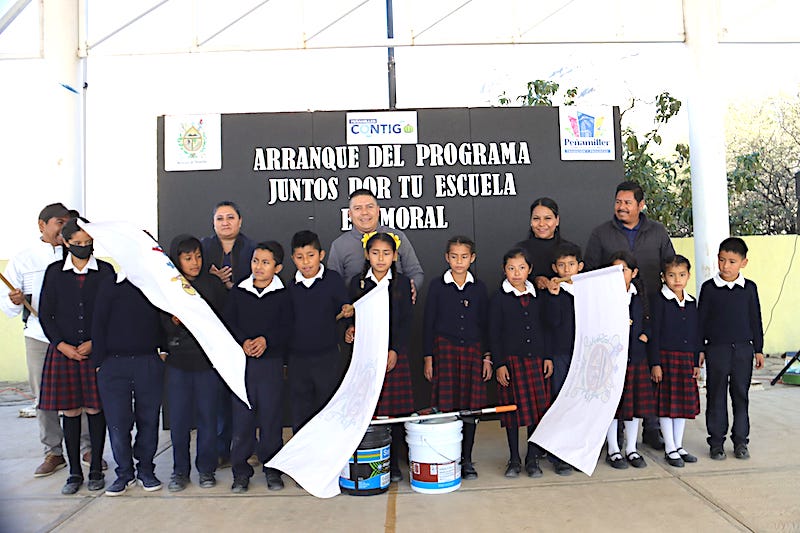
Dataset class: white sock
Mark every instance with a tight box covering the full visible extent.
[624,419,640,455]
[673,418,686,451]
[606,420,620,454]
[660,418,679,457]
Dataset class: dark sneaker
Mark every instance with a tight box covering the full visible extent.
[642,429,665,450]
[461,461,478,480]
[525,458,543,478]
[677,448,698,463]
[199,472,216,489]
[709,447,726,460]
[554,460,573,476]
[265,469,284,491]
[231,476,249,494]
[87,471,105,491]
[61,474,83,495]
[605,452,628,469]
[137,473,162,492]
[168,473,189,492]
[734,444,750,460]
[390,468,403,482]
[105,477,135,496]
[34,453,66,477]
[504,460,522,478]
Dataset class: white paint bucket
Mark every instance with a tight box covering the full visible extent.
[404,417,463,494]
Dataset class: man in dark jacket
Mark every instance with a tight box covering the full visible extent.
[584,180,676,449]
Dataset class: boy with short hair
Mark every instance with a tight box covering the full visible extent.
[287,230,353,432]
[544,242,584,475]
[225,241,293,494]
[699,237,764,461]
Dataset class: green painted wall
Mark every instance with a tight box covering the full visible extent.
[1,236,798,380]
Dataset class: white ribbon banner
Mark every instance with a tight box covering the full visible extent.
[80,220,249,407]
[531,265,630,475]
[267,279,389,498]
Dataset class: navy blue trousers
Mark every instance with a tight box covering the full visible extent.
[216,380,233,461]
[705,343,755,448]
[97,354,164,481]
[550,353,571,402]
[289,350,343,432]
[231,357,284,478]
[167,366,219,476]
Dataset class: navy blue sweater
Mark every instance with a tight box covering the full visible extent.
[288,269,349,357]
[543,290,575,357]
[423,275,489,356]
[698,278,763,352]
[489,289,549,369]
[39,259,115,347]
[349,273,413,356]
[225,282,293,361]
[648,292,702,367]
[91,278,164,367]
[628,293,652,366]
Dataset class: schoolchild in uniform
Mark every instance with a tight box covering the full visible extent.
[423,236,492,480]
[491,248,551,478]
[38,218,114,494]
[542,242,585,475]
[345,232,414,482]
[605,251,657,469]
[287,230,353,432]
[649,255,701,467]
[163,235,228,491]
[699,237,764,460]
[226,241,293,494]
[93,269,165,496]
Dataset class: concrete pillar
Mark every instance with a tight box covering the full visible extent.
[684,0,729,290]
[43,0,84,215]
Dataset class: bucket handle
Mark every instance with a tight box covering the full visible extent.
[421,436,459,463]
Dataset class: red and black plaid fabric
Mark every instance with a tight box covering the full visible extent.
[655,350,700,419]
[496,355,550,427]
[38,344,102,411]
[430,336,487,411]
[375,350,415,417]
[615,358,656,420]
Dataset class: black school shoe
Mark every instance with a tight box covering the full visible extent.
[626,451,647,468]
[664,450,685,468]
[709,447,726,460]
[504,460,522,478]
[265,468,284,491]
[61,474,83,495]
[461,460,478,480]
[87,471,105,491]
[168,473,189,492]
[553,460,573,476]
[677,448,697,463]
[231,476,249,493]
[525,457,543,478]
[605,452,628,469]
[734,444,750,460]
[199,472,216,489]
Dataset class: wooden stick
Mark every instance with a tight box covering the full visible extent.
[552,276,573,284]
[0,272,37,317]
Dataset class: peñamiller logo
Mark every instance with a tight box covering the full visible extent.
[558,106,615,161]
[346,111,418,145]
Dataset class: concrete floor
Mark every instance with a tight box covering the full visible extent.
[1,362,799,533]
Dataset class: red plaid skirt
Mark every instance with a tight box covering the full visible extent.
[375,351,415,417]
[38,344,102,411]
[615,358,656,420]
[655,350,700,419]
[430,336,487,411]
[497,355,550,427]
